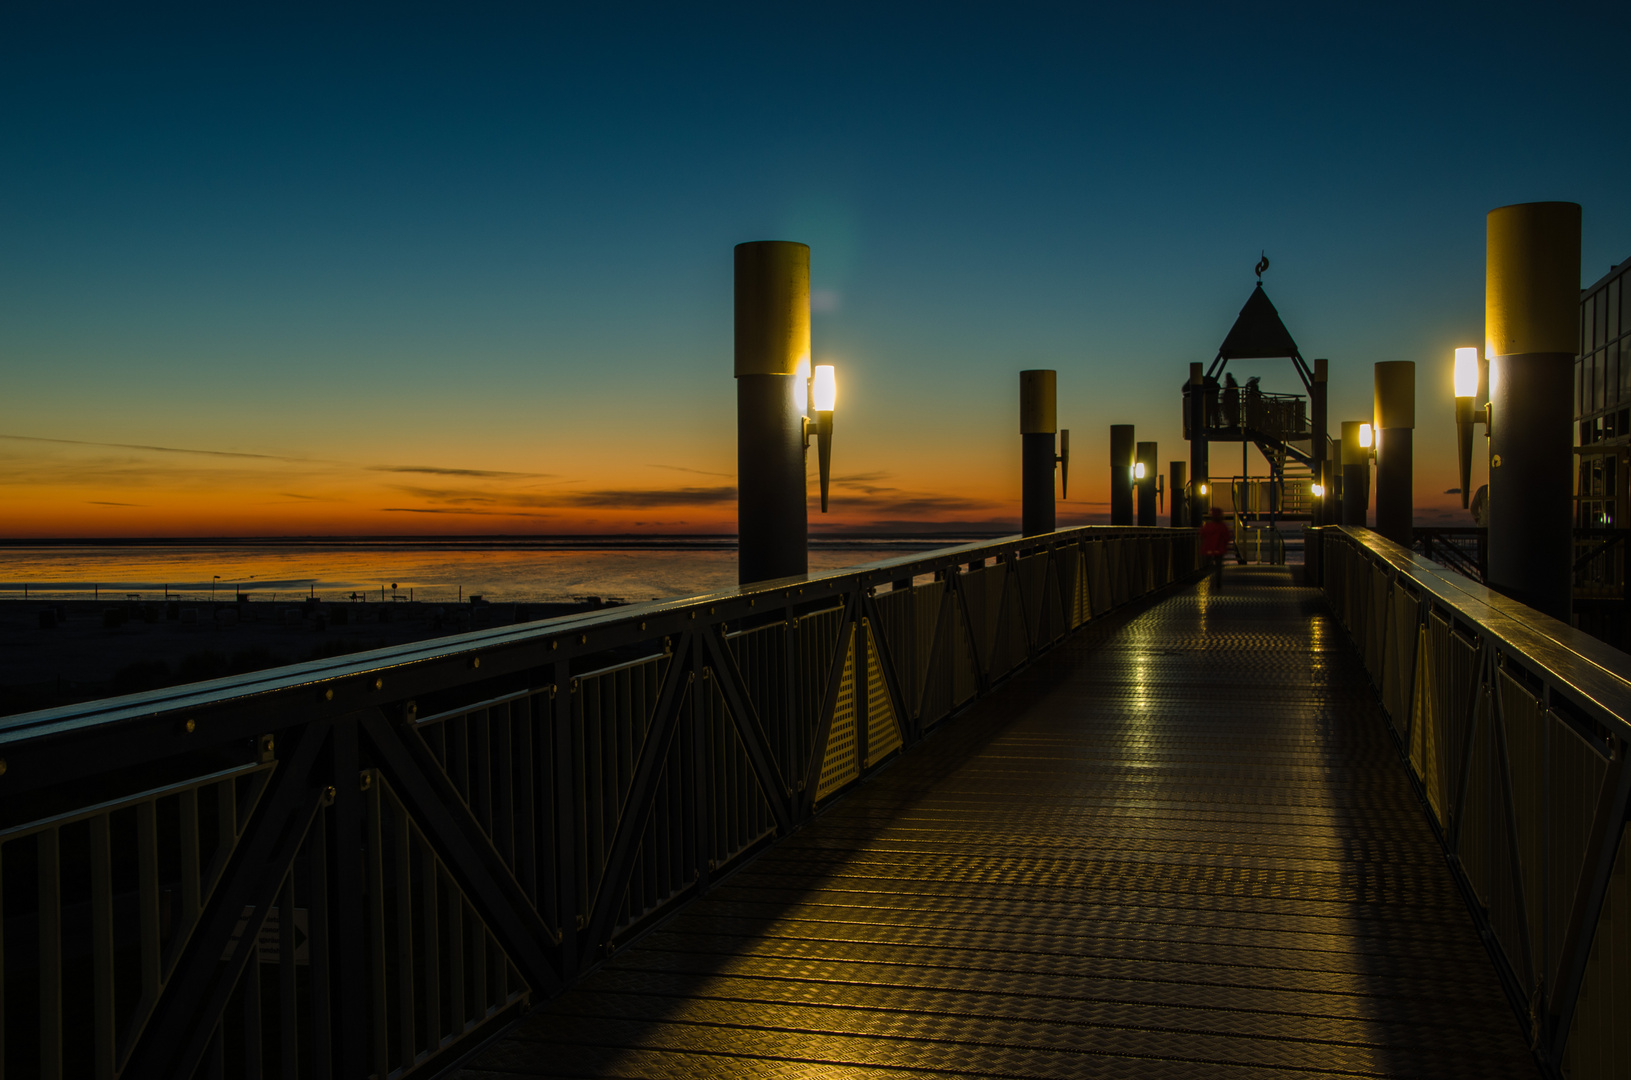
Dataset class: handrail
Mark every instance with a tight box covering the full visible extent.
[1316,525,1631,1078]
[0,525,1199,1079]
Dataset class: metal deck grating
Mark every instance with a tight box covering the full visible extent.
[455,565,1536,1079]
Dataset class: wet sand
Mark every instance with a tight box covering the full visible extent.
[0,596,613,718]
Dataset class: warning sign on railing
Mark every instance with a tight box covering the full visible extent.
[221,905,309,965]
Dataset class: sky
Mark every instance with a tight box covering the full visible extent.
[3,3,1629,537]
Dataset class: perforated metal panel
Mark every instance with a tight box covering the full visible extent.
[814,624,858,803]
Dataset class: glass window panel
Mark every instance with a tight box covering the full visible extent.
[1592,350,1604,411]
[1621,342,1631,400]
[1609,342,1622,407]
[1610,278,1621,341]
[1578,357,1586,415]
[1585,294,1597,351]
[1597,287,1610,347]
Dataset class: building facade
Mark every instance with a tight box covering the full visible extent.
[1578,256,1631,527]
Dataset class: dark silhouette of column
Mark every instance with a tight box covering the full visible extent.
[735,241,809,584]
[1311,358,1329,525]
[1485,201,1581,620]
[1136,441,1158,526]
[1170,461,1187,528]
[1188,363,1210,524]
[1110,425,1135,526]
[1340,420,1370,528]
[1373,362,1414,547]
[1020,370,1058,537]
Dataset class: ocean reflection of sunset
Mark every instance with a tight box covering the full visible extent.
[0,538,968,604]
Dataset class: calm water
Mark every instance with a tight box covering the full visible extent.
[0,538,981,604]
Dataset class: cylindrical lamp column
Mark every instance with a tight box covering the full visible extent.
[1020,369,1058,537]
[1486,201,1581,620]
[1136,441,1158,526]
[1373,362,1415,547]
[735,241,810,585]
[1311,357,1329,526]
[1170,461,1187,529]
[1340,420,1370,528]
[1110,425,1135,525]
[1188,363,1209,524]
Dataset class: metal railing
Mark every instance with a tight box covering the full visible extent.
[0,526,1199,1080]
[1413,527,1488,584]
[1183,384,1309,442]
[1318,526,1631,1078]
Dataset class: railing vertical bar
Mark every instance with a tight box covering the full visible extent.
[447,870,465,1033]
[0,843,6,1073]
[279,870,298,1080]
[469,905,487,1022]
[364,776,389,1077]
[419,836,440,1051]
[178,787,201,967]
[493,703,515,871]
[307,804,332,1080]
[38,828,62,1080]
[552,666,577,980]
[473,710,493,836]
[202,1023,224,1080]
[88,813,115,1080]
[514,697,537,903]
[393,795,415,1066]
[244,917,263,1080]
[135,799,162,1015]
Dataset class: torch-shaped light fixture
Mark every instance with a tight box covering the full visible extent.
[806,363,837,511]
[1452,346,1491,509]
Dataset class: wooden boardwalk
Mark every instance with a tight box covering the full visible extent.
[456,565,1536,1079]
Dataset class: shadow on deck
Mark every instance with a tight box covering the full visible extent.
[455,566,1535,1079]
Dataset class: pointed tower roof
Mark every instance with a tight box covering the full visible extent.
[1216,283,1302,361]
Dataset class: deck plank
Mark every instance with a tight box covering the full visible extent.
[454,566,1536,1079]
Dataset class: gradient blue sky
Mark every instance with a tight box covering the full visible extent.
[3,3,1628,534]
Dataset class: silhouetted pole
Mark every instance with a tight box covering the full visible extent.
[1169,461,1186,528]
[1188,363,1209,524]
[1110,425,1135,526]
[1311,357,1329,525]
[1486,201,1581,620]
[1340,420,1370,527]
[1136,441,1158,526]
[1020,369,1058,537]
[735,240,809,584]
[1373,362,1415,548]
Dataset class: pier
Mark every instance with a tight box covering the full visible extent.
[2,525,1627,1078]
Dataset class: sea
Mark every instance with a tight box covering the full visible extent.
[0,536,989,605]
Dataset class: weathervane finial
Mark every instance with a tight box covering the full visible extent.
[1255,251,1270,280]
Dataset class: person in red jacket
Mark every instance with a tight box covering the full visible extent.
[1200,506,1232,591]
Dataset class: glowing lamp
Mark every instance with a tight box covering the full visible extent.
[803,364,837,512]
[1311,483,1325,498]
[1133,462,1146,480]
[1358,423,1373,449]
[812,365,836,412]
[1452,347,1491,509]
[1454,347,1479,398]
[1198,483,1208,496]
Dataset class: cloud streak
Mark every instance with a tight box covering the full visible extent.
[368,465,552,479]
